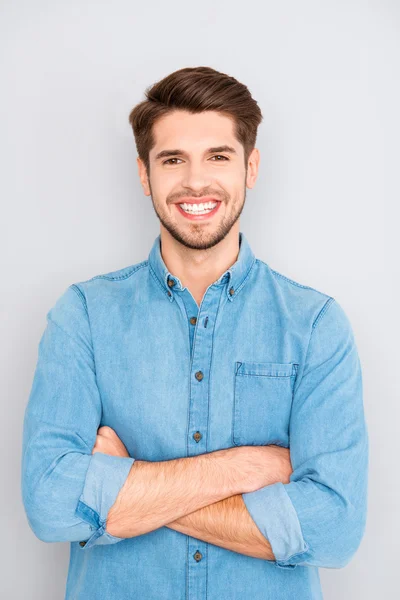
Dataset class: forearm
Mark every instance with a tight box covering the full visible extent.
[166,489,275,560]
[106,447,245,539]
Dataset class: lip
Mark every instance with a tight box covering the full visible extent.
[175,200,221,220]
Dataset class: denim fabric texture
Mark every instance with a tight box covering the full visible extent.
[21,231,369,600]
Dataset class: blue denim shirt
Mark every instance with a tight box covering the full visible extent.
[21,231,369,600]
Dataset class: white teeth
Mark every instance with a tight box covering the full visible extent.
[179,201,218,214]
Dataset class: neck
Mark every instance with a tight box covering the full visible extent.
[159,226,240,304]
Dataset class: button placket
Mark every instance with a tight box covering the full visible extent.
[184,284,225,597]
[172,281,229,596]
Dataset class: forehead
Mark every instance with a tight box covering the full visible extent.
[150,110,239,153]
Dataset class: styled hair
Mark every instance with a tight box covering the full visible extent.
[128,66,263,174]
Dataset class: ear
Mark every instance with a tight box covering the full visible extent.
[246,148,260,190]
[137,156,151,196]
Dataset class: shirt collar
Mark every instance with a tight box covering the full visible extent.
[148,231,256,303]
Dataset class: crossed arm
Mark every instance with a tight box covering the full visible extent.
[95,427,292,561]
[165,490,274,560]
[23,292,368,568]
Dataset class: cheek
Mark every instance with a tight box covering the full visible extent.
[153,181,179,205]
[217,169,245,191]
[153,169,181,187]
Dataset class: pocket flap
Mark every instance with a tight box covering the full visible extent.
[235,361,297,377]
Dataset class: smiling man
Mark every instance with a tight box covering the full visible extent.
[139,107,255,307]
[21,66,369,600]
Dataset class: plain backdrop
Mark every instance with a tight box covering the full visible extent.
[2,1,399,598]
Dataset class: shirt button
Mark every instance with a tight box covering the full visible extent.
[229,287,235,296]
[167,278,176,287]
[167,291,172,297]
[193,431,202,442]
[195,371,204,381]
[79,541,86,547]
[194,551,202,562]
[190,316,197,325]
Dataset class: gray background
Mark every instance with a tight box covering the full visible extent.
[2,1,399,598]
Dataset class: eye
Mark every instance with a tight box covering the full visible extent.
[163,158,183,165]
[162,155,229,165]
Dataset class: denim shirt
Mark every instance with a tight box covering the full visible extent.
[21,231,369,600]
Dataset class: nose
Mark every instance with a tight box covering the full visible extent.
[180,161,213,191]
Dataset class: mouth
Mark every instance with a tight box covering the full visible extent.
[174,199,222,221]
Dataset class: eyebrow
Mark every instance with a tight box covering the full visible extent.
[154,145,238,161]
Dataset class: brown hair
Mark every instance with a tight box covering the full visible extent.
[128,66,263,175]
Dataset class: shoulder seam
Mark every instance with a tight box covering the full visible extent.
[82,261,148,283]
[70,284,89,315]
[295,297,337,386]
[46,313,93,360]
[257,259,331,298]
[312,297,336,329]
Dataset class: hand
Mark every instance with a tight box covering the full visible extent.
[263,444,294,484]
[92,426,130,457]
[235,444,294,493]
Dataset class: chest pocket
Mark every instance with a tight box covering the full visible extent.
[232,361,298,447]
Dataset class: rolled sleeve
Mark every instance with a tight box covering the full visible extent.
[75,452,135,549]
[242,298,369,569]
[21,284,136,549]
[243,482,308,570]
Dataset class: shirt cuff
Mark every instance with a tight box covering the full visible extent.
[75,452,135,550]
[242,481,309,569]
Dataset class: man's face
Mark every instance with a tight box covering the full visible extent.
[137,110,259,250]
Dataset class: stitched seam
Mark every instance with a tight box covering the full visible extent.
[149,262,170,299]
[78,261,148,284]
[70,284,88,315]
[46,312,98,389]
[206,287,224,452]
[70,285,102,383]
[231,256,257,299]
[47,314,90,352]
[312,296,335,329]
[237,373,294,378]
[258,259,331,297]
[295,297,336,386]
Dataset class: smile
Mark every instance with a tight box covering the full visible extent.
[175,201,221,220]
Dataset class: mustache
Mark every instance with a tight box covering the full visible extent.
[168,193,227,203]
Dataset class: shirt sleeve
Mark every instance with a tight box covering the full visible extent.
[242,297,369,569]
[21,284,136,550]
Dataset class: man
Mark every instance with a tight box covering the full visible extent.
[21,66,369,600]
